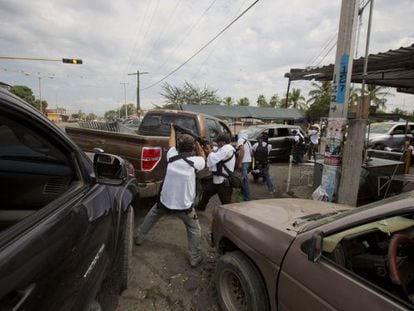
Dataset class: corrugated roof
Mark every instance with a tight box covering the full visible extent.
[286,44,414,93]
[182,104,305,120]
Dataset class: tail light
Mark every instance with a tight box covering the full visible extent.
[141,147,161,171]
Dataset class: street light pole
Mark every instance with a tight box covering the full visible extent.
[128,70,148,117]
[120,82,128,119]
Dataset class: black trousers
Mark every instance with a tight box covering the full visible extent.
[197,180,233,211]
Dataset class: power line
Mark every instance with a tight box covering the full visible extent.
[142,0,261,91]
[153,0,219,75]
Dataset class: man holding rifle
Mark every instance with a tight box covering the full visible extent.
[134,124,206,268]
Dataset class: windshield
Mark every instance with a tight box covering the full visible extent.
[244,127,263,139]
[369,123,394,134]
[300,191,414,232]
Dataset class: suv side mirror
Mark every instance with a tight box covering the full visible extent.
[307,231,324,263]
[93,153,128,185]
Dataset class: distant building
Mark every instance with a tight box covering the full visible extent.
[45,108,69,123]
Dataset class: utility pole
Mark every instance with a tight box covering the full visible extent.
[128,70,148,117]
[320,0,359,202]
[120,82,128,119]
[337,0,374,206]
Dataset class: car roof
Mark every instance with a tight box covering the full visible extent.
[146,109,226,123]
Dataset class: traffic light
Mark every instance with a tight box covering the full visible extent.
[62,58,83,64]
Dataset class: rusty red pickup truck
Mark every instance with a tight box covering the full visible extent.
[66,109,233,199]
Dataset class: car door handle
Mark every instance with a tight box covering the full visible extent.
[12,283,36,311]
[95,139,105,145]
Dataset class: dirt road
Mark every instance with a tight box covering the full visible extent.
[117,163,313,310]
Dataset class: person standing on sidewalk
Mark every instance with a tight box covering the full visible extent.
[197,133,236,211]
[134,124,206,268]
[307,124,320,161]
[252,133,275,194]
[236,131,252,201]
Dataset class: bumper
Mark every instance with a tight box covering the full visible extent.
[137,181,162,198]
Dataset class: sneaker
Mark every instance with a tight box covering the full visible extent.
[190,256,203,268]
[134,232,145,246]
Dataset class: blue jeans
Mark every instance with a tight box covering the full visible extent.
[261,164,275,192]
[241,162,251,201]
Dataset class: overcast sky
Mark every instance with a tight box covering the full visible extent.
[1,0,413,116]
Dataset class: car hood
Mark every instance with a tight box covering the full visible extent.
[221,198,347,233]
[215,198,348,265]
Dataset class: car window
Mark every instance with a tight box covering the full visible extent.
[139,113,198,136]
[370,123,394,134]
[0,109,75,233]
[392,125,407,135]
[268,128,275,138]
[206,118,219,140]
[218,121,231,135]
[277,128,290,137]
[322,214,414,308]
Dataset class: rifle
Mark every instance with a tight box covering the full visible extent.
[173,124,210,148]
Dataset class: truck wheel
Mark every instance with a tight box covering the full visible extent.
[118,205,134,292]
[215,251,269,311]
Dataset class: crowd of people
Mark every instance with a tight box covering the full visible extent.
[134,122,321,267]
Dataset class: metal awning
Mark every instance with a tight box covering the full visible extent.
[285,44,414,94]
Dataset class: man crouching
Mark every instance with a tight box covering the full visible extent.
[134,123,206,267]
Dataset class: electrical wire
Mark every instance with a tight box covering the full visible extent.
[123,1,151,75]
[142,0,183,64]
[142,0,261,91]
[153,0,219,75]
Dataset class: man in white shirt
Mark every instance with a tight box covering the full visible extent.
[307,124,320,161]
[134,124,206,268]
[197,133,236,211]
[236,132,252,201]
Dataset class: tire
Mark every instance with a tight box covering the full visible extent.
[118,205,134,292]
[215,251,269,311]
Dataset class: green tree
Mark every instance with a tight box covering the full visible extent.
[256,94,268,107]
[237,97,250,106]
[119,103,136,118]
[391,108,407,116]
[104,110,119,120]
[288,88,306,109]
[222,96,234,106]
[357,84,391,110]
[10,85,35,104]
[306,81,332,122]
[86,113,98,121]
[269,94,279,108]
[160,81,221,106]
[10,85,49,111]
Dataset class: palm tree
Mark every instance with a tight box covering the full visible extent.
[288,88,306,109]
[307,81,332,105]
[357,84,391,110]
[269,94,279,108]
[222,96,234,106]
[237,97,250,106]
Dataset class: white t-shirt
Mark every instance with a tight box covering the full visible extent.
[207,144,236,184]
[308,129,320,145]
[160,147,205,210]
[237,137,252,163]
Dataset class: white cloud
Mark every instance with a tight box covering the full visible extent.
[0,0,412,115]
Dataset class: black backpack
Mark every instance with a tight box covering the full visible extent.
[254,142,269,163]
[167,153,203,208]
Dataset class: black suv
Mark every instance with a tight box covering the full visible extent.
[244,124,306,160]
[0,88,138,310]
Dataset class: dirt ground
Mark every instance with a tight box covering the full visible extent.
[116,162,314,311]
